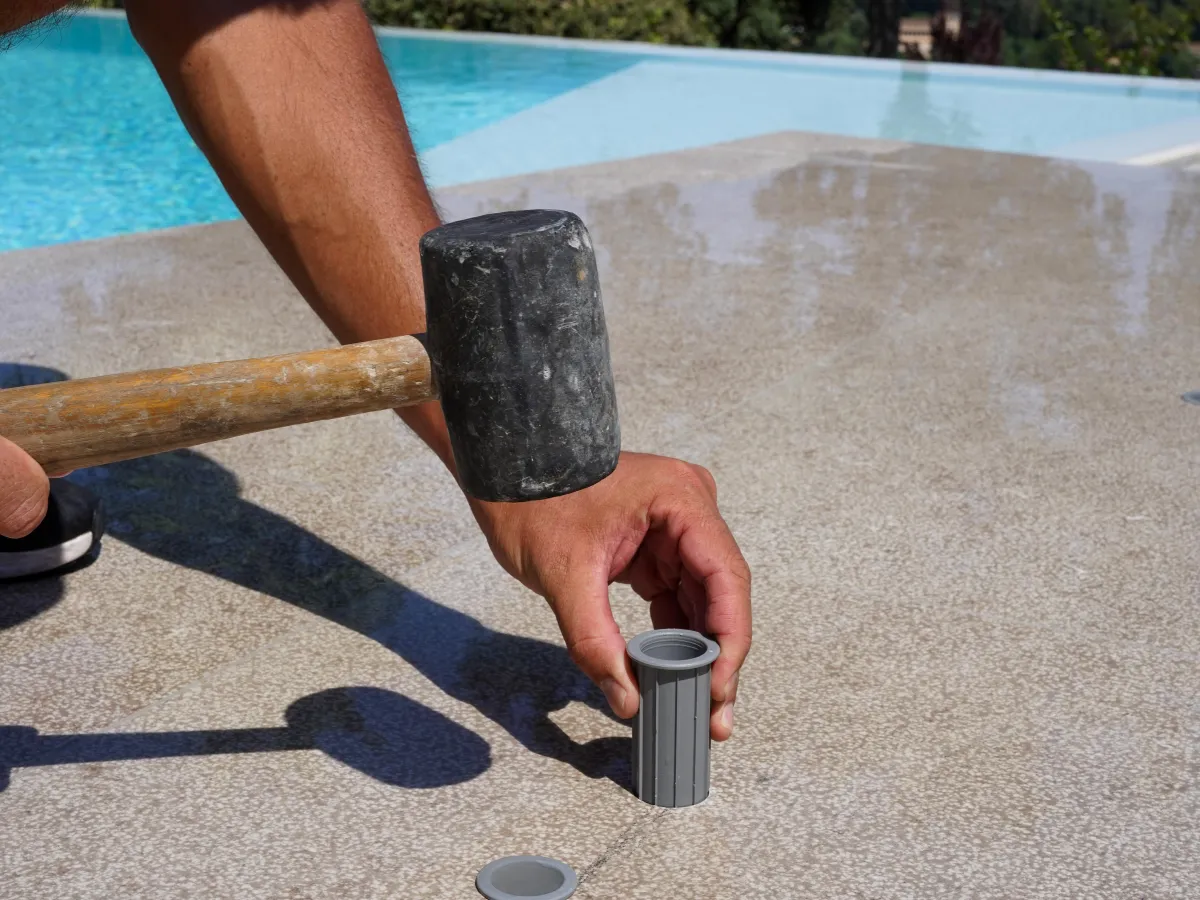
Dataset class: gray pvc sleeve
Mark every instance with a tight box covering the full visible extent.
[627,629,721,808]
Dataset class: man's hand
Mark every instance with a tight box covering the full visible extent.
[0,436,48,539]
[469,451,751,741]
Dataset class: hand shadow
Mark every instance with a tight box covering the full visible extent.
[71,450,631,787]
[0,686,490,792]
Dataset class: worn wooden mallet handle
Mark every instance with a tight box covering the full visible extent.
[0,335,434,474]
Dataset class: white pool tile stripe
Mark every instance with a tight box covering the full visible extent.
[1126,141,1200,166]
[1049,117,1200,164]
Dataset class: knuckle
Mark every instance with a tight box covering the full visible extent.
[691,464,718,498]
[564,633,608,671]
[720,545,752,591]
[727,671,742,700]
[665,458,697,481]
[666,459,717,498]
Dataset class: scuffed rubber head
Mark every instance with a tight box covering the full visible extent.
[420,210,620,502]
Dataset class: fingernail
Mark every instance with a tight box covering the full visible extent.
[721,703,734,731]
[601,678,628,715]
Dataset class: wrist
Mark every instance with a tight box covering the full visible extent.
[464,492,504,532]
[392,404,516,553]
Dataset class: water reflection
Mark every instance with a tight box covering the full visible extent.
[439,141,1199,448]
[879,69,982,149]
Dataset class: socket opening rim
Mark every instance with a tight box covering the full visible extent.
[627,628,720,672]
[475,855,577,900]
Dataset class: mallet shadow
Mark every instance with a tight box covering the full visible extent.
[0,364,631,793]
[0,686,490,792]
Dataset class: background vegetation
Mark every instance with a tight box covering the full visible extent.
[86,0,1200,76]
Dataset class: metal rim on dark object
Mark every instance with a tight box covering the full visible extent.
[475,855,578,900]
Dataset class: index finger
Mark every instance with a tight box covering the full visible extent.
[676,507,752,710]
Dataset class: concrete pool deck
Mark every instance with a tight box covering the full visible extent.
[2,132,1199,898]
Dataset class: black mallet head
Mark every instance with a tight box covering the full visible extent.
[420,209,621,503]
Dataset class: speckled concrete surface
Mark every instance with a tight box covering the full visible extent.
[2,132,1199,898]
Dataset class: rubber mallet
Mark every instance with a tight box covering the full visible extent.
[0,210,620,502]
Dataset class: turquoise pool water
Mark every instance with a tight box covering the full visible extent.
[3,11,1200,252]
[0,13,640,251]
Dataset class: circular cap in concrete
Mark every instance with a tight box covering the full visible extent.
[476,855,578,900]
[627,628,720,672]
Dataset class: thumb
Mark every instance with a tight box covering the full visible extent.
[0,436,49,539]
[548,566,638,720]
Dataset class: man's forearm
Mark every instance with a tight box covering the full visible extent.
[126,0,454,467]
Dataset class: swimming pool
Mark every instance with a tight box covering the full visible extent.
[2,10,1199,252]
[0,12,641,251]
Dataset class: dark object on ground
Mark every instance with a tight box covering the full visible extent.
[0,479,103,580]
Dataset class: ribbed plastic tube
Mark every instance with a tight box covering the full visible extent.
[627,629,721,808]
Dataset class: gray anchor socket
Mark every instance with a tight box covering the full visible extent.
[476,855,577,900]
[627,629,721,808]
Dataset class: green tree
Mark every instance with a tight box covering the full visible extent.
[363,0,718,45]
[687,0,839,49]
[74,0,1200,76]
[930,1,1006,63]
[812,0,870,53]
[1040,0,1197,76]
[865,0,902,55]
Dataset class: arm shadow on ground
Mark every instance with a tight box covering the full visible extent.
[0,363,631,792]
[79,449,631,787]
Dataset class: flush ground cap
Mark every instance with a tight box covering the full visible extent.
[626,628,720,672]
[476,855,578,900]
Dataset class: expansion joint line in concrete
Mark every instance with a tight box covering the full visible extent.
[575,808,668,886]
